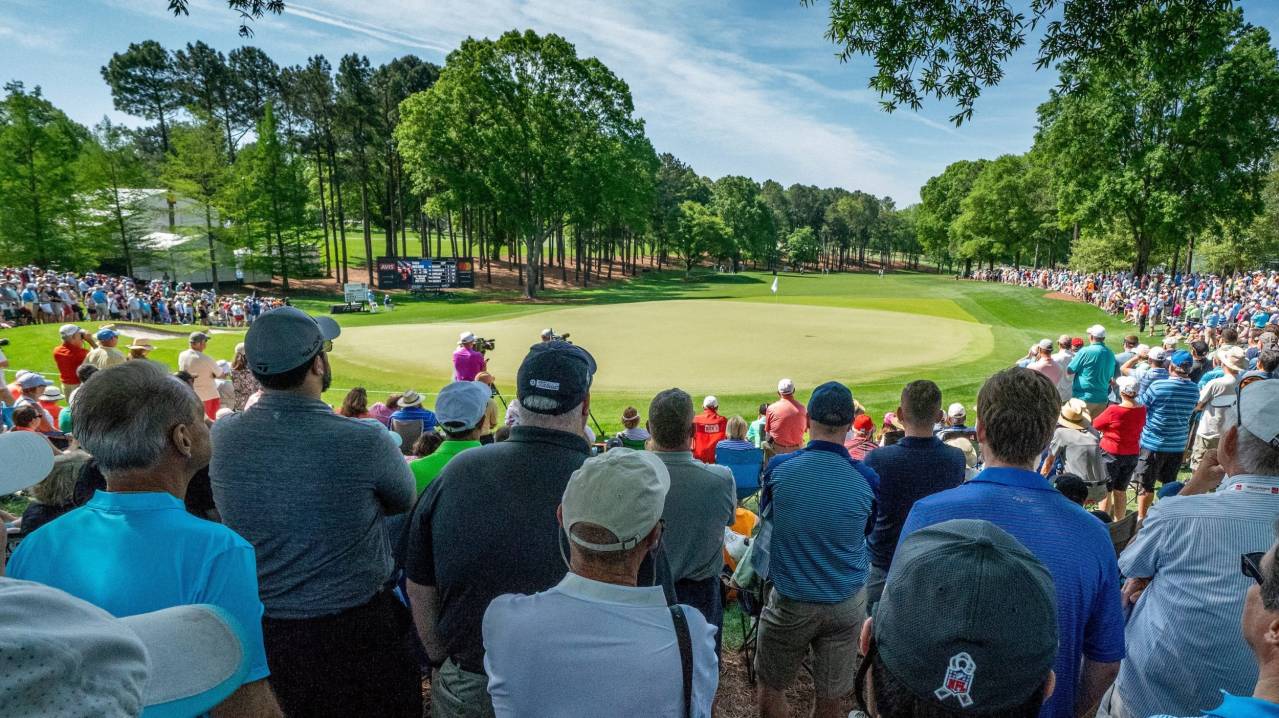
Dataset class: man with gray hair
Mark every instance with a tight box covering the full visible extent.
[482,448,718,716]
[7,361,280,717]
[1102,379,1279,718]
[406,340,598,718]
[648,388,735,654]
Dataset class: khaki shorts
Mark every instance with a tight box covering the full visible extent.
[755,588,866,699]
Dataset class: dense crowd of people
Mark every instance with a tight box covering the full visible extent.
[2,290,1279,718]
[0,265,286,329]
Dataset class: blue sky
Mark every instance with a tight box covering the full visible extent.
[4,0,1279,204]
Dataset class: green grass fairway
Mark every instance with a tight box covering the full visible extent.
[337,299,992,394]
[0,270,1140,434]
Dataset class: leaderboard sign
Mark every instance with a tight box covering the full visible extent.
[376,258,475,290]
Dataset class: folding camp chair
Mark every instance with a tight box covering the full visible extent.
[716,444,764,503]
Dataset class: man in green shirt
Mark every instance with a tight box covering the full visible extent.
[409,380,491,493]
[1069,324,1119,419]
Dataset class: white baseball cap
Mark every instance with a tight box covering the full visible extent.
[946,402,967,419]
[459,331,476,344]
[1117,376,1140,396]
[0,578,249,717]
[1087,324,1106,338]
[436,381,491,431]
[1240,380,1279,449]
[58,323,83,340]
[777,378,796,395]
[0,431,55,495]
[1149,347,1167,362]
[562,448,670,552]
[1136,344,1151,357]
[703,395,718,409]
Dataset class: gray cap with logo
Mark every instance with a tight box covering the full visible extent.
[244,307,341,375]
[875,519,1058,711]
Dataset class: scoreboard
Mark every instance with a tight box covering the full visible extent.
[376,258,475,290]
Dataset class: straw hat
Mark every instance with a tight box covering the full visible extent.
[1058,398,1092,431]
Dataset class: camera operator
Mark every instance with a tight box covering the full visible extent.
[453,331,488,382]
[540,328,554,343]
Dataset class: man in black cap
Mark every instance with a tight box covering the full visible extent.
[210,306,420,717]
[405,340,598,718]
[756,380,879,718]
[858,518,1058,718]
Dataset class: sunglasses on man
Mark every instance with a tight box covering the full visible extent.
[1243,552,1267,586]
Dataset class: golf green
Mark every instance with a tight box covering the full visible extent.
[335,299,993,394]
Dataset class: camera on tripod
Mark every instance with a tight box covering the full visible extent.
[474,337,496,354]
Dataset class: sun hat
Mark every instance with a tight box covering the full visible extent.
[884,412,905,431]
[947,402,967,419]
[128,339,155,352]
[621,406,641,424]
[399,389,424,408]
[0,431,55,495]
[58,323,82,340]
[40,386,64,402]
[515,341,597,416]
[1087,324,1106,338]
[244,307,340,375]
[459,331,476,344]
[1116,376,1140,396]
[777,378,796,395]
[1058,398,1092,430]
[703,395,718,409]
[436,381,491,432]
[561,448,670,552]
[18,372,50,390]
[1221,346,1248,373]
[1239,380,1279,449]
[0,578,249,718]
[95,328,118,341]
[1169,350,1194,372]
[874,519,1057,712]
[808,381,855,427]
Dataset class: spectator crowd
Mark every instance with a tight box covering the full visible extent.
[2,271,1279,718]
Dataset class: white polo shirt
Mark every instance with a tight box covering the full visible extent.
[482,572,718,717]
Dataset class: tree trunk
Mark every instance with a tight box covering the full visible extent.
[314,147,332,278]
[360,179,373,282]
[204,204,220,292]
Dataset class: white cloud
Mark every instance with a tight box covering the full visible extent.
[293,0,926,200]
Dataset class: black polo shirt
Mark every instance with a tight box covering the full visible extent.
[405,425,590,673]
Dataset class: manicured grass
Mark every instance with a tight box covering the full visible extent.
[0,269,1139,438]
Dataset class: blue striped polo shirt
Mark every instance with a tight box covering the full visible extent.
[760,440,879,604]
[1139,376,1200,452]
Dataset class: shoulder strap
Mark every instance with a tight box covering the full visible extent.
[669,605,693,718]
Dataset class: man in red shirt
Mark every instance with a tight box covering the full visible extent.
[692,395,727,464]
[765,378,807,459]
[51,324,95,394]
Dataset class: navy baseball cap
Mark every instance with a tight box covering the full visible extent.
[807,381,855,427]
[516,341,597,416]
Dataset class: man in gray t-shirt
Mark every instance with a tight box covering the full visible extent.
[210,307,419,717]
[647,388,735,654]
[1046,399,1107,500]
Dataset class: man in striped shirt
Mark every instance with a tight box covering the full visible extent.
[756,381,878,718]
[1133,350,1200,521]
[1101,379,1279,718]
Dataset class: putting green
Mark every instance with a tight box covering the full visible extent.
[333,299,993,394]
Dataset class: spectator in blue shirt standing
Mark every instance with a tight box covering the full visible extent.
[900,368,1126,718]
[7,361,281,716]
[1132,350,1201,522]
[756,381,878,718]
[1070,324,1119,419]
[863,379,965,606]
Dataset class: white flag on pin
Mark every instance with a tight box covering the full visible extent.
[771,276,779,294]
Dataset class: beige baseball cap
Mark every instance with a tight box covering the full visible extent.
[561,448,670,552]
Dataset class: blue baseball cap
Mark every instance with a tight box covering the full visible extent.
[1169,350,1193,372]
[95,328,118,341]
[807,381,855,427]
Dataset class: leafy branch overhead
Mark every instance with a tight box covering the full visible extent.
[805,0,1234,124]
[166,0,285,37]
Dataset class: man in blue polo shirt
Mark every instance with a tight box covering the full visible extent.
[900,368,1125,718]
[755,381,878,718]
[8,361,279,716]
[1132,350,1200,522]
[1070,324,1118,419]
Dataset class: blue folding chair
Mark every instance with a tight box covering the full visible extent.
[716,443,764,502]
